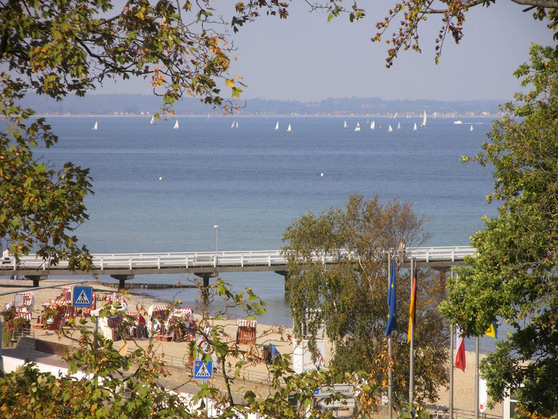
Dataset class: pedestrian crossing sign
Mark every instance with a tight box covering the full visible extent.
[72,286,93,307]
[194,360,213,380]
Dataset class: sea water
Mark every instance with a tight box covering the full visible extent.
[31,115,498,349]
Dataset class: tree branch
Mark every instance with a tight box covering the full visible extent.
[511,0,558,8]
[424,0,558,13]
[423,0,488,14]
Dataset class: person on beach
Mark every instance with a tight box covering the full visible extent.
[136,313,148,338]
[2,247,10,263]
[152,317,161,334]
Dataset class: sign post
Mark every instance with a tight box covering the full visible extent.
[313,384,355,411]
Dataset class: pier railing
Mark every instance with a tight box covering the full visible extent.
[0,246,476,277]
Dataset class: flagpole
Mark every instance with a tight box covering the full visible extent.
[475,336,480,419]
[409,257,414,406]
[387,252,393,419]
[449,269,454,419]
[388,335,393,419]
[449,324,454,418]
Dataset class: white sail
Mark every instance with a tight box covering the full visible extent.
[173,120,179,129]
[92,121,98,131]
[150,116,155,125]
[343,121,348,129]
[275,121,279,130]
[287,124,292,132]
[231,120,235,128]
[413,123,417,131]
[388,124,393,133]
[371,121,375,130]
[397,122,401,130]
[420,110,427,127]
[354,123,360,132]
[470,125,474,132]
[235,121,238,128]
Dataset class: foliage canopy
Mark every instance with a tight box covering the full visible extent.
[282,193,449,409]
[439,44,558,416]
[306,0,558,67]
[0,0,282,266]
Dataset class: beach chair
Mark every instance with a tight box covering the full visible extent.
[236,319,257,345]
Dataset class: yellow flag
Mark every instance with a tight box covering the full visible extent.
[407,272,417,343]
[485,322,498,339]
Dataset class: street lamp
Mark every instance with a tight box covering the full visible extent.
[213,225,219,256]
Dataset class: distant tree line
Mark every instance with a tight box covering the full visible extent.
[21,93,502,117]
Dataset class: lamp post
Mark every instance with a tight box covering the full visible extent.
[213,224,219,257]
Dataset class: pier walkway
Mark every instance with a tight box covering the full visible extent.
[0,246,475,288]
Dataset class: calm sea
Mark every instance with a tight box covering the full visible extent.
[32,115,498,349]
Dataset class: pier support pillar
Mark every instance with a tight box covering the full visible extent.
[27,275,48,287]
[111,274,135,291]
[275,271,289,292]
[194,272,217,302]
[195,272,216,289]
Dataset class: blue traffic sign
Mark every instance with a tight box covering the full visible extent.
[194,360,213,380]
[72,286,93,307]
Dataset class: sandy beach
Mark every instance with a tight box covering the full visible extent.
[0,278,502,417]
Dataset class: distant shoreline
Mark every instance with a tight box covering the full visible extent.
[33,113,501,118]
[20,92,505,119]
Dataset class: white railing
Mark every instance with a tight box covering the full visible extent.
[1,246,476,274]
[405,246,476,263]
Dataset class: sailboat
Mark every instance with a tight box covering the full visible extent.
[354,123,360,132]
[235,121,238,129]
[343,121,348,129]
[397,122,401,130]
[231,120,235,128]
[287,124,292,132]
[470,125,474,132]
[420,110,427,128]
[370,121,375,130]
[413,123,417,131]
[150,116,155,125]
[173,120,179,129]
[92,121,98,131]
[388,124,393,133]
[275,121,279,130]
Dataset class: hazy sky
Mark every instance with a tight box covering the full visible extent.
[100,2,555,102]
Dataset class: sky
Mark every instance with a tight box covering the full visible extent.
[99,1,555,103]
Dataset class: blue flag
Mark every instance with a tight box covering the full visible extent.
[385,259,397,336]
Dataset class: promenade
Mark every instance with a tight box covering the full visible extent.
[0,278,502,418]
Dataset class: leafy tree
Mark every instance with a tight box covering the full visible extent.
[439,44,558,417]
[0,96,93,269]
[0,0,288,267]
[282,193,450,410]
